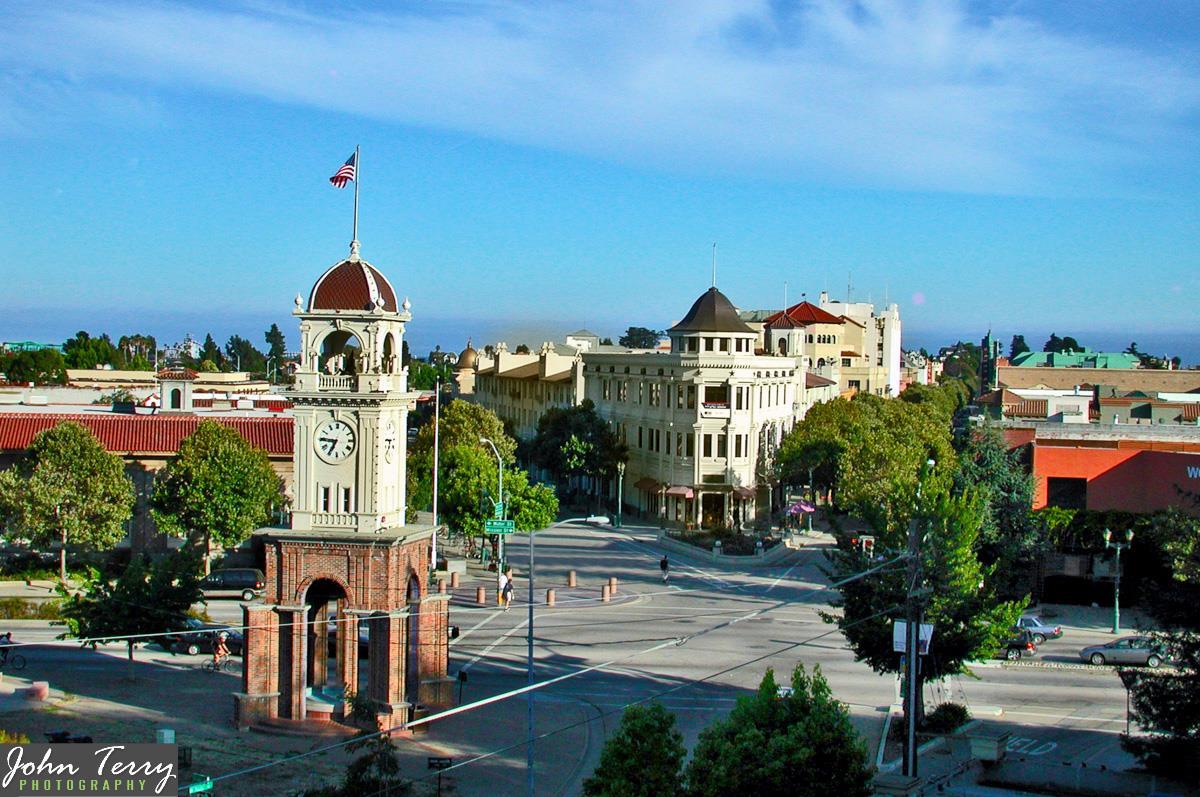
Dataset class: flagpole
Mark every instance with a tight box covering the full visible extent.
[432,379,440,572]
[352,144,360,247]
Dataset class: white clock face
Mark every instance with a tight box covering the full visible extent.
[383,421,397,463]
[315,419,356,462]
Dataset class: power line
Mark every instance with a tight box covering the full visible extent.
[172,554,906,793]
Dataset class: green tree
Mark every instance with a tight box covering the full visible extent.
[56,552,202,678]
[407,400,559,540]
[684,665,872,797]
[954,424,1039,600]
[1009,334,1030,359]
[777,395,956,525]
[150,421,283,572]
[824,489,1024,727]
[529,400,627,502]
[583,703,685,797]
[0,348,67,384]
[225,335,267,374]
[63,331,125,369]
[200,333,226,370]
[618,327,662,349]
[1121,507,1200,784]
[265,323,287,363]
[0,422,133,581]
[408,359,453,390]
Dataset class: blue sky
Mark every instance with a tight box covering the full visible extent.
[1,1,1198,362]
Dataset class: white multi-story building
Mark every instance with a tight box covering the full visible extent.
[470,342,584,439]
[582,287,810,529]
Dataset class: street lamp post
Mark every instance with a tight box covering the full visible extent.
[615,461,625,528]
[1104,528,1134,634]
[480,437,505,570]
[525,515,609,797]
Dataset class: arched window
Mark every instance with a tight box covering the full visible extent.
[169,388,182,409]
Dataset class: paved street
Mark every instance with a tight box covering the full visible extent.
[0,520,1147,796]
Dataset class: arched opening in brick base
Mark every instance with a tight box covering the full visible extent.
[303,578,349,704]
[406,575,421,703]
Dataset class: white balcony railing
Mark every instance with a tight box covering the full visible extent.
[319,374,355,391]
[312,512,357,528]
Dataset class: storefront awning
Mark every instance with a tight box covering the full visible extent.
[634,477,660,491]
[664,485,694,499]
[732,485,756,500]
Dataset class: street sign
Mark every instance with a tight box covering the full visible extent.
[485,519,515,534]
[187,776,214,794]
[428,756,453,770]
[493,502,505,519]
[892,621,934,654]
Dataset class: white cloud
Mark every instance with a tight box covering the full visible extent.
[1,0,1197,193]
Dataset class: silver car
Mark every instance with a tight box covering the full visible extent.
[1079,636,1166,668]
[1015,615,1062,644]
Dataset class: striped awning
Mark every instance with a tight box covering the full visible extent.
[664,485,694,499]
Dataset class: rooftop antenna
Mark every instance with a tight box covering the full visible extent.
[711,242,717,288]
[847,272,852,303]
[784,280,788,310]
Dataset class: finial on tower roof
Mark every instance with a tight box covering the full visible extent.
[349,239,361,262]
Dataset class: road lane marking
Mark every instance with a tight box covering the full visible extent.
[458,618,529,674]
[764,561,804,593]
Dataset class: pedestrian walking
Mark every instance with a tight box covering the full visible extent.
[660,555,669,584]
[502,572,514,611]
[497,570,509,608]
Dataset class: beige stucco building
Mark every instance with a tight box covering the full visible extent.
[469,342,585,439]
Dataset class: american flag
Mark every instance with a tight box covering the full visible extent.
[329,152,357,188]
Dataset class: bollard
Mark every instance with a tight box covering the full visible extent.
[546,589,556,607]
[437,579,447,594]
[608,576,618,595]
[475,586,486,606]
[450,571,460,589]
[601,584,611,603]
[567,570,577,588]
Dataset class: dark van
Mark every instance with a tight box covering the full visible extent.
[200,568,266,601]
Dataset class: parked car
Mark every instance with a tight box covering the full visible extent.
[1079,636,1166,668]
[999,629,1039,661]
[1015,615,1063,645]
[163,618,245,657]
[200,568,266,601]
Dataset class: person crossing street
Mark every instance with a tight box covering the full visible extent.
[660,555,670,584]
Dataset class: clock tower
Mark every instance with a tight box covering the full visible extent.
[236,242,452,731]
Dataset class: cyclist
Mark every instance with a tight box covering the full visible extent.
[0,632,12,665]
[660,555,670,584]
[211,632,230,669]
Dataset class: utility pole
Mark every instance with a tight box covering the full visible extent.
[903,458,935,779]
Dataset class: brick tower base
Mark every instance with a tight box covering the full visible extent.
[235,524,451,731]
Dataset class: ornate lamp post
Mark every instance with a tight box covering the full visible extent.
[480,437,505,570]
[615,461,625,528]
[1103,528,1134,634]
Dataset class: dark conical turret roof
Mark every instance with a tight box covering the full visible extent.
[669,287,755,334]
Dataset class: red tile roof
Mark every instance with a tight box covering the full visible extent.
[156,368,199,380]
[309,259,398,312]
[805,372,837,388]
[763,301,844,328]
[0,414,293,456]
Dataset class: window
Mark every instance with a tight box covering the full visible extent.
[342,487,352,512]
[703,435,713,458]
[638,427,644,449]
[676,385,684,409]
[735,436,743,458]
[638,382,644,404]
[676,433,685,456]
[1047,477,1087,510]
[719,338,729,352]
[717,434,727,458]
[687,385,696,409]
[688,338,699,353]
[602,380,611,400]
[686,435,694,457]
[703,384,729,407]
[618,381,628,401]
[735,387,745,410]
[842,358,852,367]
[320,486,331,512]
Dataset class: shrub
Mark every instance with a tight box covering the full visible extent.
[921,702,971,734]
[0,597,62,620]
[0,730,30,743]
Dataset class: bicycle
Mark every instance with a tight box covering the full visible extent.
[201,654,233,673]
[0,652,25,672]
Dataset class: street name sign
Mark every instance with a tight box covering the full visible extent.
[485,519,515,534]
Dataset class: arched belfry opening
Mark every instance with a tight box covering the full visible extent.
[235,247,452,732]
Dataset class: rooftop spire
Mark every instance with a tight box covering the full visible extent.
[711,242,717,288]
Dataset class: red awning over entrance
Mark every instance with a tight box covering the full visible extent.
[664,485,694,499]
[732,485,756,500]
